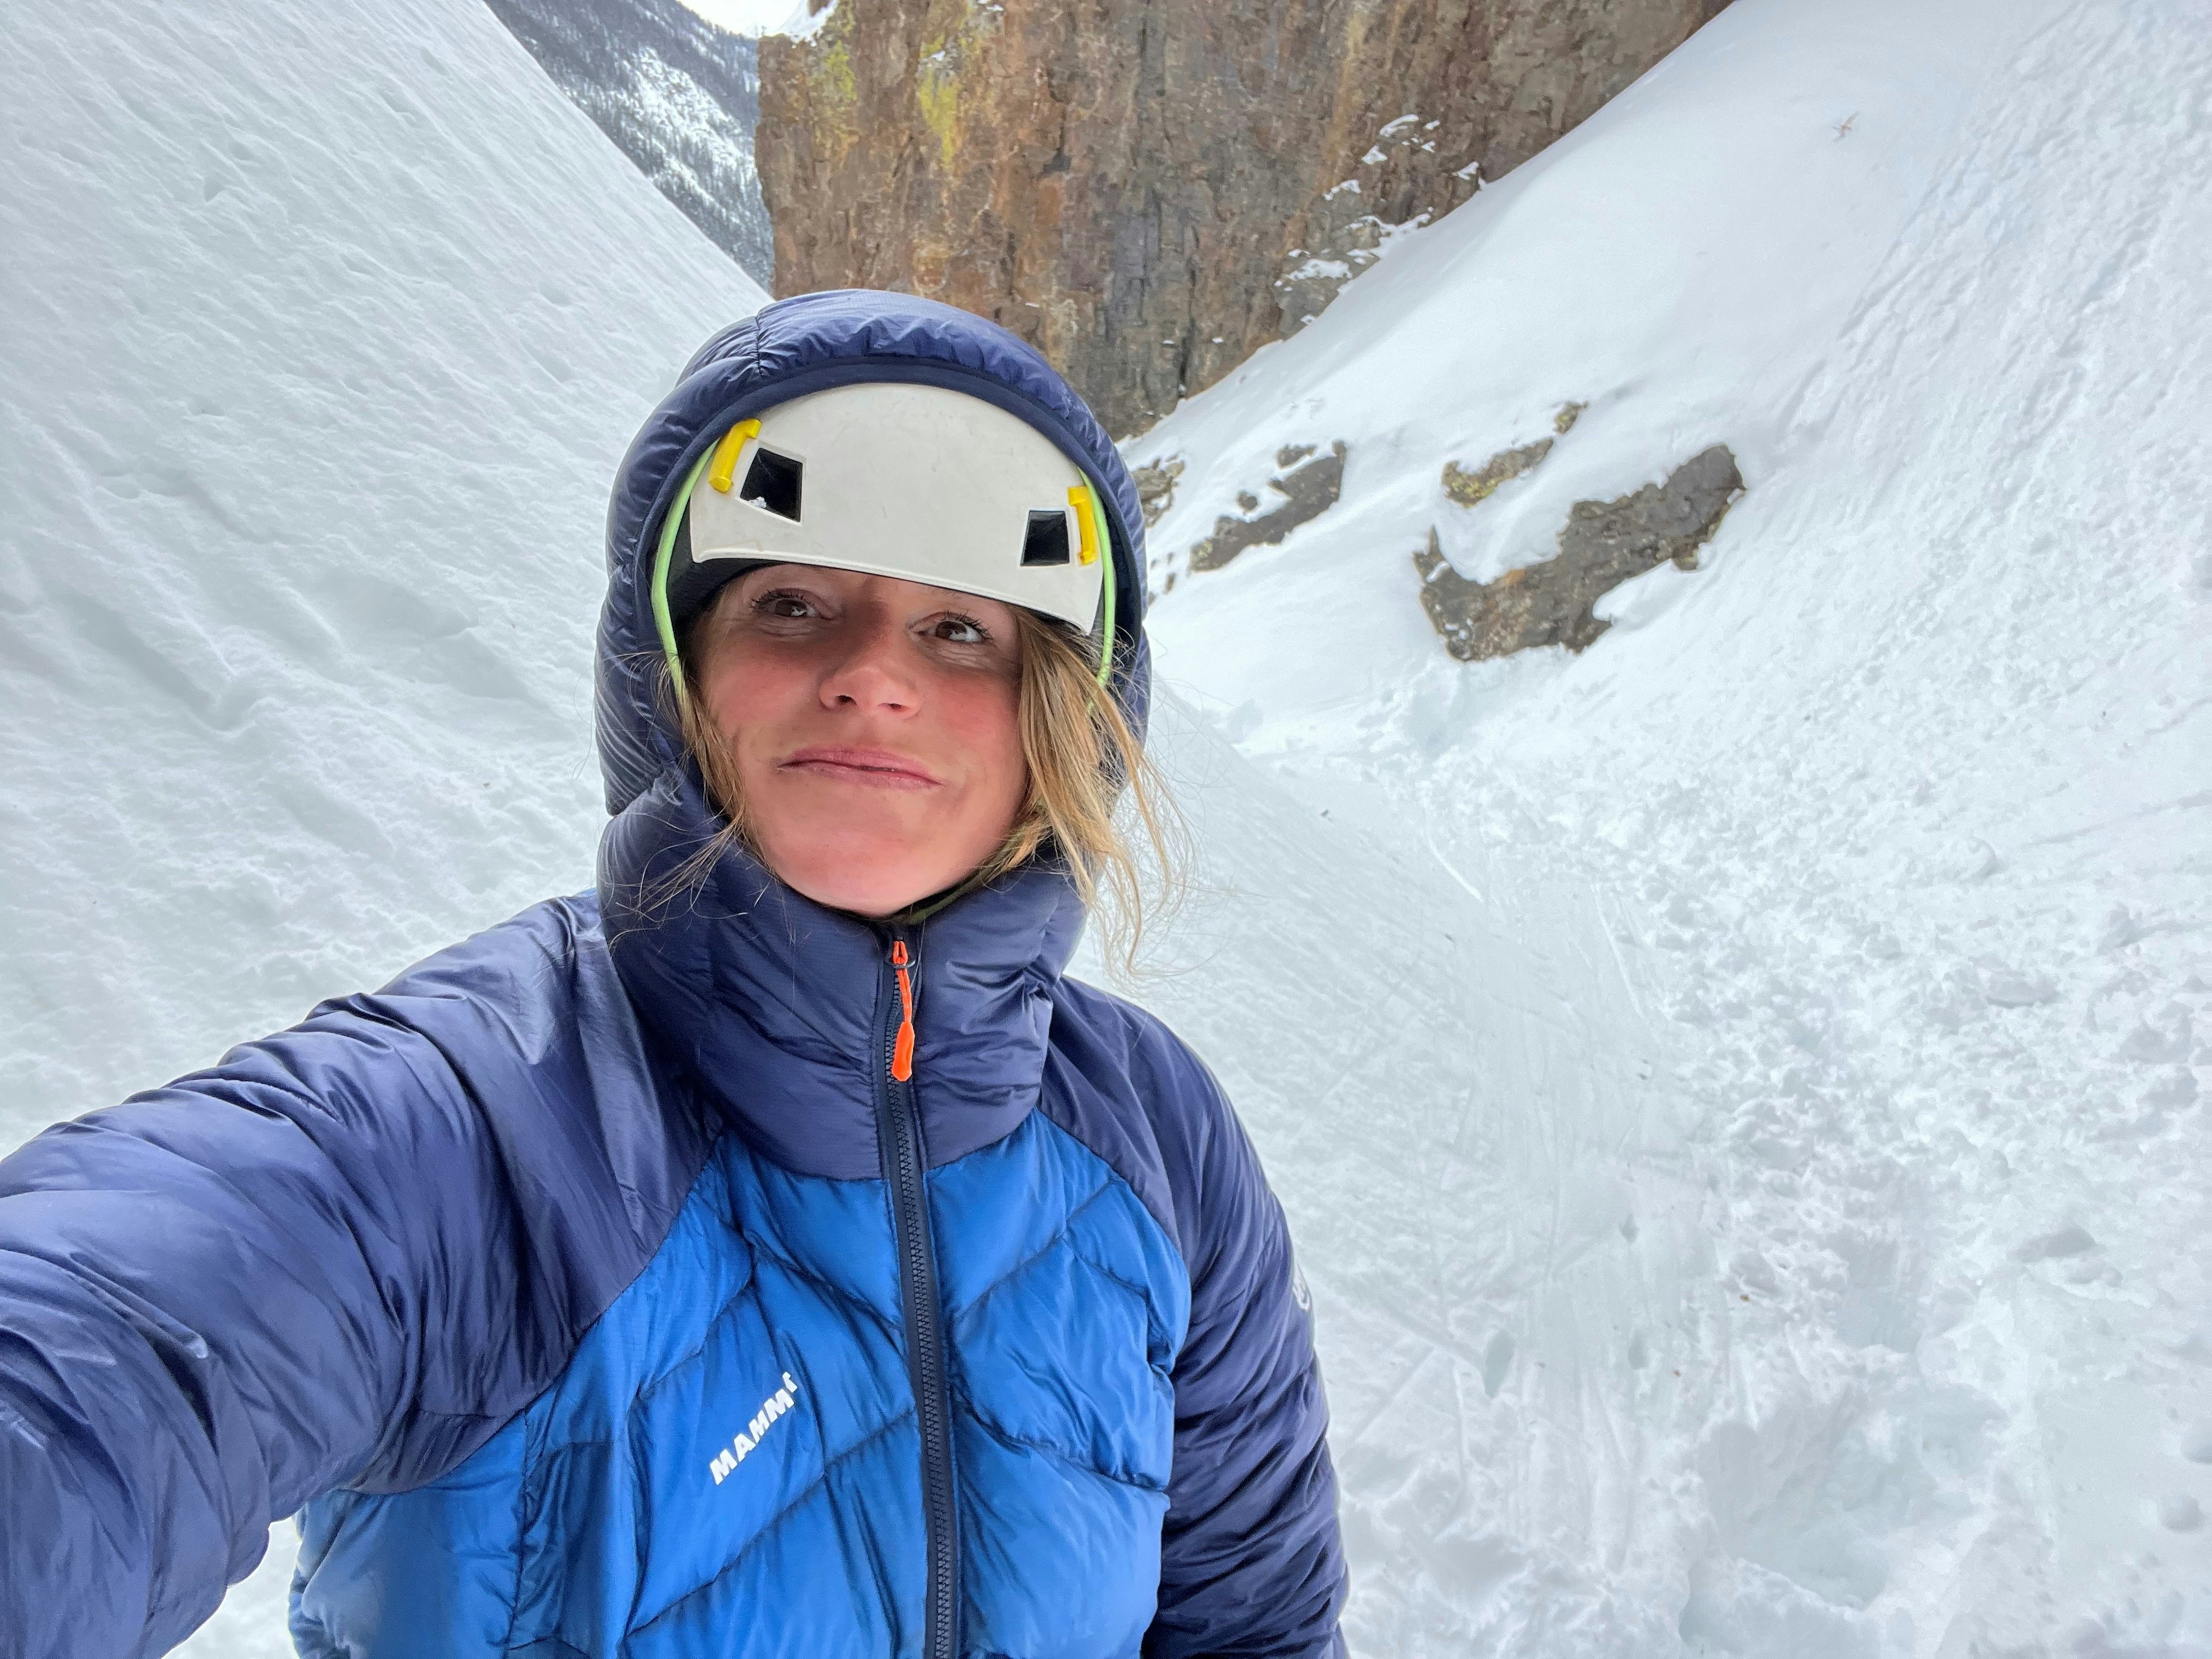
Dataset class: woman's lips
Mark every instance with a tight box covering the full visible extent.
[777,746,942,790]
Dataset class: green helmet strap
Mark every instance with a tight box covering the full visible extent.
[651,450,714,707]
[1087,485,1117,690]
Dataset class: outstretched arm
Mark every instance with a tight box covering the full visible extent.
[0,1015,508,1656]
[0,903,684,1659]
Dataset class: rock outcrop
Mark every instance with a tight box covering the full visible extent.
[1415,446,1744,660]
[757,0,1727,435]
[1443,437,1554,507]
[1132,457,1185,528]
[1189,443,1349,574]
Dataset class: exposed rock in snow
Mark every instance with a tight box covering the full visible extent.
[1274,165,1434,340]
[1441,436,1556,507]
[1414,446,1742,659]
[1187,443,1350,575]
[1132,456,1187,528]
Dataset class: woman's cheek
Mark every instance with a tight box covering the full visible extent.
[955,678,1027,815]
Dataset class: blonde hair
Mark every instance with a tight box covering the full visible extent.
[675,605,1184,974]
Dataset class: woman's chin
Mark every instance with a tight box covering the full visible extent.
[761,837,980,920]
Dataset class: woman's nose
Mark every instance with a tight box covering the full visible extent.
[818,611,919,713]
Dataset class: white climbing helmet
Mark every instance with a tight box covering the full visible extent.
[665,382,1112,648]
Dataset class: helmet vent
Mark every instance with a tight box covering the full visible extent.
[740,448,804,522]
[1020,509,1071,567]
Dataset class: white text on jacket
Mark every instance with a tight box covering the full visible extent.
[708,1371,802,1485]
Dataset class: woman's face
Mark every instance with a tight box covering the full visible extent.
[689,563,1028,916]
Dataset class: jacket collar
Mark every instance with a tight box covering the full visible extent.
[597,765,1085,1180]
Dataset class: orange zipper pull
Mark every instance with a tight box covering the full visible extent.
[890,940,916,1082]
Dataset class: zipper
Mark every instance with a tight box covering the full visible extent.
[874,933,960,1658]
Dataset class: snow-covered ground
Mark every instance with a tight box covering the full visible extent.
[1,0,761,1647]
[4,0,2208,1654]
[1126,0,2212,1651]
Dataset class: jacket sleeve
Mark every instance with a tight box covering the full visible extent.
[1146,1056,1347,1658]
[0,908,684,1659]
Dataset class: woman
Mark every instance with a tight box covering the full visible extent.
[0,292,1344,1657]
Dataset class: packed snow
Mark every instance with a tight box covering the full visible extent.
[3,0,2208,1655]
[1127,0,2212,1650]
[1,0,761,1647]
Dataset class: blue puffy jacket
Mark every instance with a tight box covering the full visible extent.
[0,292,1345,1658]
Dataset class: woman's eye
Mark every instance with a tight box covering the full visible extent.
[754,590,818,620]
[932,614,990,645]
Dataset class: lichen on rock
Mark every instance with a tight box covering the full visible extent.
[1414,445,1744,659]
[1442,437,1554,506]
[1189,442,1348,574]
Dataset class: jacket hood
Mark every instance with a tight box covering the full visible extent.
[594,289,1150,817]
[590,292,1150,1176]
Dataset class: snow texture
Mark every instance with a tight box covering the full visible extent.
[1125,0,2212,1651]
[1,0,761,1646]
[4,0,2209,1654]
[485,0,774,284]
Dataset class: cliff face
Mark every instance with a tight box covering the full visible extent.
[486,0,772,284]
[757,0,1726,436]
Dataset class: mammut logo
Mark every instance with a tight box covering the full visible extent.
[707,1371,802,1485]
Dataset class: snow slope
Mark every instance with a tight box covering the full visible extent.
[485,0,774,284]
[4,0,2208,1652]
[1122,0,2212,1651]
[0,0,761,1646]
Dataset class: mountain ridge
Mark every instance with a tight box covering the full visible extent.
[485,0,774,285]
